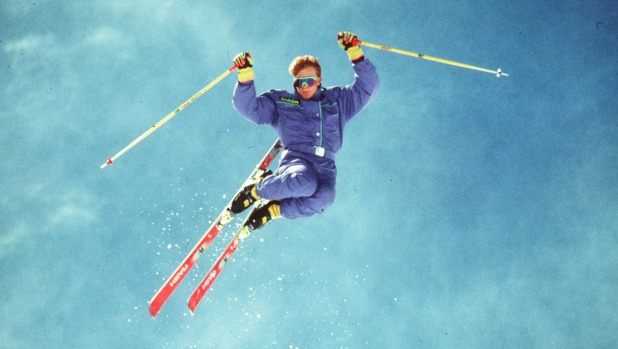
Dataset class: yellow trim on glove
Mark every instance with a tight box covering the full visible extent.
[346,46,364,62]
[238,67,255,82]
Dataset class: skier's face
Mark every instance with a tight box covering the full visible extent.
[294,67,321,100]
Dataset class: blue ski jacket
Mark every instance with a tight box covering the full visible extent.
[231,58,379,219]
[232,58,379,159]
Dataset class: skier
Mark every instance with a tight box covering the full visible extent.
[229,32,379,231]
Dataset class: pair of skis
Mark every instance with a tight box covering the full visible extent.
[149,139,283,317]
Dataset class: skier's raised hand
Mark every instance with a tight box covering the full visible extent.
[233,52,254,82]
[337,32,364,62]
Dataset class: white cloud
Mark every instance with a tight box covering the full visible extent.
[84,26,125,47]
[0,222,29,259]
[4,33,55,53]
[50,202,97,226]
[47,187,101,230]
[0,183,102,259]
[82,26,136,61]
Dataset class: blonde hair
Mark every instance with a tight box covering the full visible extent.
[288,55,321,77]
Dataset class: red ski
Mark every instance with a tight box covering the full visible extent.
[149,139,282,318]
[187,208,260,313]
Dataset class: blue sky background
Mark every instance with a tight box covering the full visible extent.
[1,1,617,348]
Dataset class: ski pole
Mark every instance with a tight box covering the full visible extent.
[100,65,238,169]
[355,40,508,78]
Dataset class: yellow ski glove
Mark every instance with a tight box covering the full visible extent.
[233,52,255,82]
[337,32,364,62]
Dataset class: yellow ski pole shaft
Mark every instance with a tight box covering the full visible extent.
[356,40,508,78]
[100,65,237,169]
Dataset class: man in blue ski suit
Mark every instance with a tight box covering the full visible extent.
[229,32,379,231]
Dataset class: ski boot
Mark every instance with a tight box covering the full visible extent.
[230,170,272,215]
[245,201,281,231]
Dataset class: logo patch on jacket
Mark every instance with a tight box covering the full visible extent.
[279,96,301,105]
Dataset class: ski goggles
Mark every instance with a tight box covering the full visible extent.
[293,76,319,88]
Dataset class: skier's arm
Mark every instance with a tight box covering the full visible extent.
[231,52,277,125]
[337,33,380,122]
[232,82,277,125]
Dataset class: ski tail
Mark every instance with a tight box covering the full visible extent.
[148,219,226,317]
[188,204,263,313]
[148,139,282,318]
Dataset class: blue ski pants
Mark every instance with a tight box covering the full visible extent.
[255,150,336,219]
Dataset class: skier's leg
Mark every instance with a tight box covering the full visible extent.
[256,157,318,200]
[229,170,273,214]
[244,200,282,231]
[279,170,336,219]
